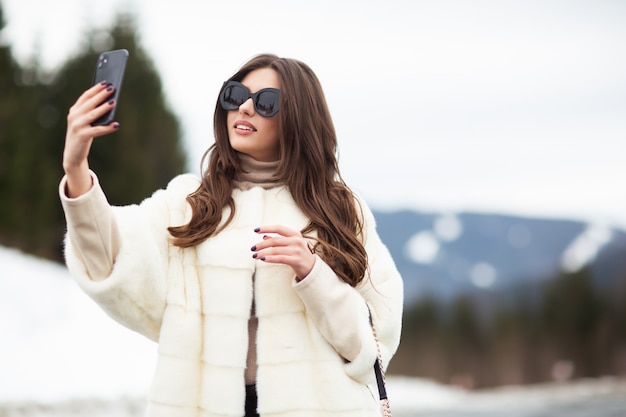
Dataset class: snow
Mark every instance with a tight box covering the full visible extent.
[560,223,613,272]
[2,245,626,416]
[0,246,157,403]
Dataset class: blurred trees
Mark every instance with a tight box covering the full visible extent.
[391,266,626,388]
[0,7,187,261]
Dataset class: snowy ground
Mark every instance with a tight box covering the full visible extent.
[2,245,626,416]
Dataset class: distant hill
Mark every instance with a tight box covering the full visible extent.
[371,209,626,305]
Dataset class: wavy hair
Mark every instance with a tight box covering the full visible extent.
[168,54,367,287]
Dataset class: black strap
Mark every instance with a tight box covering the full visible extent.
[368,307,388,401]
[374,358,388,400]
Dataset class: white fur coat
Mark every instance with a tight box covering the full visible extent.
[64,174,403,417]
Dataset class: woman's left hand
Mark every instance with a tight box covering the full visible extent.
[251,225,316,281]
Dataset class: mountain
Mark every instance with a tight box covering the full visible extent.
[371,209,626,305]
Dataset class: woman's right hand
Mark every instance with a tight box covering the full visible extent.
[62,82,119,197]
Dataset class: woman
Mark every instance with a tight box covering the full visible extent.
[60,53,403,417]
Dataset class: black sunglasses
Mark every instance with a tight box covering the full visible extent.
[219,81,280,117]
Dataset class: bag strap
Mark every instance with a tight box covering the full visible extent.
[369,308,392,417]
[374,359,387,400]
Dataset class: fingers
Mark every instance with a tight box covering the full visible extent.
[72,82,113,111]
[251,226,316,279]
[63,84,119,173]
[68,102,118,132]
[66,87,120,141]
[251,225,304,253]
[254,225,300,237]
[68,84,117,127]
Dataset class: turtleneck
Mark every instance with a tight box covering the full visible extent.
[233,153,282,190]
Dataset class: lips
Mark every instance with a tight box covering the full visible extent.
[234,120,257,132]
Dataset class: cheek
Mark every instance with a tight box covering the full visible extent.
[266,119,280,141]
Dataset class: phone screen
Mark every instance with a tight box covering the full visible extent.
[91,49,129,126]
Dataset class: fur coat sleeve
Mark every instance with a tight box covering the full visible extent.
[293,198,403,385]
[62,173,200,342]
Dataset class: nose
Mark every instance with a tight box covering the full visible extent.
[239,97,255,116]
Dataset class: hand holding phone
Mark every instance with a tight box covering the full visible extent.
[91,49,128,126]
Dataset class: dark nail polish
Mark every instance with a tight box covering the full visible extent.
[252,253,258,259]
[260,257,266,261]
[250,245,256,251]
[254,227,261,233]
[113,123,120,129]
[106,86,113,92]
[100,81,108,86]
[108,100,115,105]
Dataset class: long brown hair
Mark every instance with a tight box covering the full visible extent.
[168,54,367,287]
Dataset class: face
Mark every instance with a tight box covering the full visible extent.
[226,68,281,162]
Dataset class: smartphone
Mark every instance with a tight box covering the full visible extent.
[91,49,129,126]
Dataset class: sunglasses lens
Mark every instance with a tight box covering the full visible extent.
[221,84,248,110]
[220,82,280,117]
[255,91,280,117]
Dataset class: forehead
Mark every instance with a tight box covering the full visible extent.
[241,68,280,92]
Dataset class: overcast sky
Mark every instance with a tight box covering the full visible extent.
[3,0,625,227]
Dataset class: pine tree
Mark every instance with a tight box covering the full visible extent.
[0,12,187,261]
[0,2,15,197]
[0,3,47,252]
[0,3,14,203]
[45,13,187,206]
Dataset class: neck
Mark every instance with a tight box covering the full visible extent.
[233,153,281,190]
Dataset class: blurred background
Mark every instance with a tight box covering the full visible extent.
[1,0,625,415]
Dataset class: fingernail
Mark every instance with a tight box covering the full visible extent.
[263,235,269,240]
[260,257,266,261]
[113,123,120,129]
[254,227,261,233]
[106,86,113,92]
[250,245,256,251]
[100,81,108,86]
[108,100,115,105]
[252,253,258,259]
